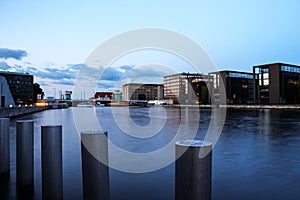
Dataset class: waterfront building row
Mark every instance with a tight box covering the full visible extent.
[122,62,300,105]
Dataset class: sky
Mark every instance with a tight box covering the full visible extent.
[0,0,300,98]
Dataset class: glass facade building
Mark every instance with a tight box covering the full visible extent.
[122,83,164,101]
[0,71,34,105]
[253,63,300,104]
[164,73,208,105]
[208,70,257,104]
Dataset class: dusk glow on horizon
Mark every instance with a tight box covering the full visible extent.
[1,0,300,97]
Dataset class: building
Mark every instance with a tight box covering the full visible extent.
[0,76,15,107]
[65,90,72,100]
[253,63,300,104]
[122,83,163,101]
[208,70,256,104]
[0,71,34,105]
[112,90,122,102]
[164,73,208,104]
[94,92,113,100]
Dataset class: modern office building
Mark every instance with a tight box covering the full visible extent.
[208,70,257,104]
[0,76,15,107]
[122,83,163,101]
[0,71,34,105]
[164,73,208,104]
[253,63,300,104]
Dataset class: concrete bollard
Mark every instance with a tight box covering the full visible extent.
[41,125,63,200]
[81,131,110,200]
[16,120,34,188]
[175,140,212,200]
[0,118,10,174]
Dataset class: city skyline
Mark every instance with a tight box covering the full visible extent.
[1,1,300,98]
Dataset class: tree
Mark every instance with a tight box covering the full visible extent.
[33,83,44,102]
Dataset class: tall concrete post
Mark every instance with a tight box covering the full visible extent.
[175,140,212,200]
[16,120,34,188]
[0,118,10,174]
[81,131,110,200]
[41,125,63,200]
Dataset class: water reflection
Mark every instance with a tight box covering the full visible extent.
[1,108,299,199]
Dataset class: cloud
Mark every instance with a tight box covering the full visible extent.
[37,81,50,86]
[119,64,135,71]
[52,79,74,86]
[27,66,77,81]
[0,61,13,70]
[101,67,124,81]
[67,63,84,70]
[0,48,28,60]
[121,65,171,81]
[97,80,117,91]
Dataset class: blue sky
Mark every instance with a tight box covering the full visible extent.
[0,0,300,98]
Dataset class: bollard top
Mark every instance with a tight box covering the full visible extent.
[81,130,107,135]
[16,120,34,123]
[176,140,212,147]
[42,125,62,128]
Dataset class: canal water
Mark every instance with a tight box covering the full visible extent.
[1,107,300,199]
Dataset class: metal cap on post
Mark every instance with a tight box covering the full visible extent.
[16,120,34,188]
[175,140,212,200]
[41,125,63,200]
[0,118,10,174]
[81,131,110,200]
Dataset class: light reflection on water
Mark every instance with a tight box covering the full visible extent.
[0,107,299,199]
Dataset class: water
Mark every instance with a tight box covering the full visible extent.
[1,107,300,199]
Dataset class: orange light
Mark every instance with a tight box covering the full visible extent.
[242,84,248,89]
[35,102,47,107]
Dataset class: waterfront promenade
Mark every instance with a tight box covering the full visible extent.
[0,107,48,118]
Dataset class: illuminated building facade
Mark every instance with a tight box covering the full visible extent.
[253,63,300,104]
[208,70,257,104]
[94,92,113,100]
[164,73,208,104]
[122,83,163,101]
[0,71,34,105]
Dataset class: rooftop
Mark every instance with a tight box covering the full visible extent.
[0,71,33,76]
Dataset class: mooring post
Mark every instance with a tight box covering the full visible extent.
[16,120,34,188]
[0,118,10,174]
[175,140,212,200]
[41,125,63,200]
[81,131,110,200]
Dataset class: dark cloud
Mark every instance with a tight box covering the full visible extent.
[0,48,28,60]
[25,65,79,86]
[28,67,77,80]
[0,62,13,70]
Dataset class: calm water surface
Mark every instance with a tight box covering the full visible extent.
[1,107,300,200]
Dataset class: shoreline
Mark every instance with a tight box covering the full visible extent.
[166,104,300,109]
[0,106,48,118]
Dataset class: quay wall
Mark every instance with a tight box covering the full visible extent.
[168,104,300,109]
[0,106,48,118]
